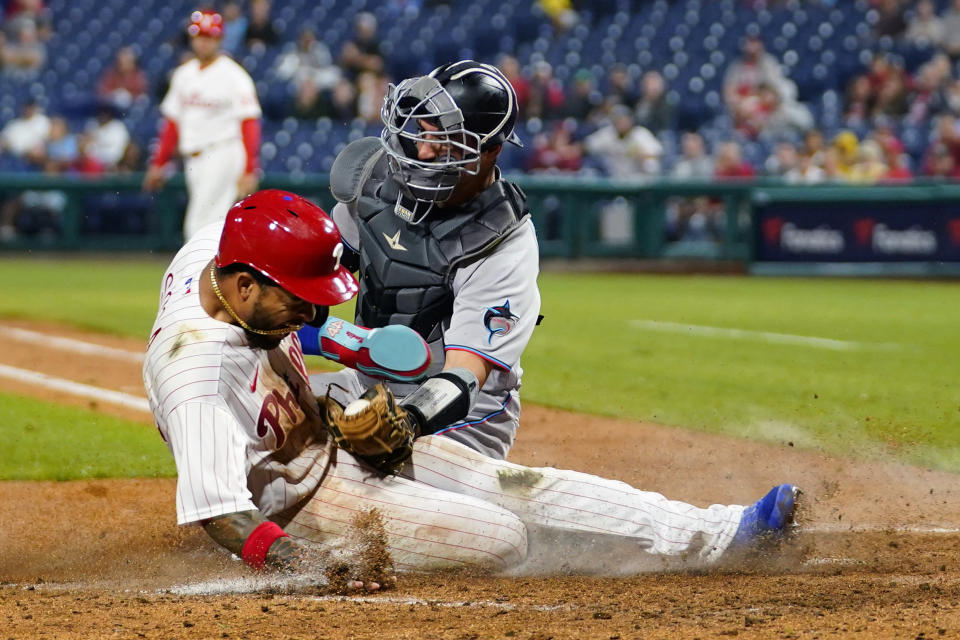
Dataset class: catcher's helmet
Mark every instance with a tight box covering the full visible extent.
[215,190,358,306]
[187,9,223,38]
[379,60,522,223]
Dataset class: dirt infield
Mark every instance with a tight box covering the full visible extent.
[1,320,958,639]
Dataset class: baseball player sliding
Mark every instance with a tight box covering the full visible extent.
[143,10,262,240]
[143,189,800,587]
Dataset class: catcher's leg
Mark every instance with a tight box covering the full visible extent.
[282,450,528,572]
[404,436,744,569]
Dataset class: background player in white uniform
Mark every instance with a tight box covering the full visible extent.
[143,188,800,581]
[143,10,262,240]
[311,61,541,459]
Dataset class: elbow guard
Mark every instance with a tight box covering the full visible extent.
[401,368,479,436]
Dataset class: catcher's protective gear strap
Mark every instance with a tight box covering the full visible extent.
[401,367,479,436]
[241,521,289,570]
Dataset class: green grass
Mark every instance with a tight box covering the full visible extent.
[0,256,170,336]
[526,274,960,470]
[0,391,175,480]
[1,257,958,473]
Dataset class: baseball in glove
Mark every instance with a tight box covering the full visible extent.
[324,383,417,474]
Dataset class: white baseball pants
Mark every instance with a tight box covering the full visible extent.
[182,138,245,240]
[282,435,745,573]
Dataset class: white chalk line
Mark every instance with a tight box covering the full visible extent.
[0,363,150,413]
[2,325,144,363]
[629,319,902,351]
[798,524,960,534]
[166,577,566,609]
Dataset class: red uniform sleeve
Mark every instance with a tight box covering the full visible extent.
[150,118,179,168]
[241,118,261,173]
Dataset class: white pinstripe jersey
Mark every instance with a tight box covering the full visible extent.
[160,55,261,155]
[142,222,331,525]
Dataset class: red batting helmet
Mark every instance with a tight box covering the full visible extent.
[187,10,223,38]
[215,190,359,306]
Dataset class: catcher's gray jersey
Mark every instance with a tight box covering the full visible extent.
[327,201,541,458]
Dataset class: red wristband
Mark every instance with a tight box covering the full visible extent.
[241,521,289,570]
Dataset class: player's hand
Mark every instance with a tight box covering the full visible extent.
[237,172,259,198]
[142,165,167,192]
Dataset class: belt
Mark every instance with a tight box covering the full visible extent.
[185,137,239,158]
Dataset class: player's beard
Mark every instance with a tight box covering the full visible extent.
[244,301,294,350]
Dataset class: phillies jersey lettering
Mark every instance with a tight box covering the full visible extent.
[160,56,260,155]
[142,222,330,525]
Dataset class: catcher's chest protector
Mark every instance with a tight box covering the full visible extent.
[349,143,528,342]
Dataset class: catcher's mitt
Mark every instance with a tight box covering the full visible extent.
[324,384,416,474]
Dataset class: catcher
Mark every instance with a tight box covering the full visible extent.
[144,189,800,588]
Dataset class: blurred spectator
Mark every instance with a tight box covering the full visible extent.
[871,67,908,118]
[97,46,148,110]
[1,18,44,79]
[802,128,826,164]
[634,70,674,133]
[294,76,357,121]
[74,133,106,175]
[845,53,910,122]
[844,75,873,126]
[538,0,578,31]
[0,98,49,162]
[526,60,566,121]
[764,141,799,177]
[904,0,943,47]
[945,78,960,115]
[356,71,389,124]
[244,0,278,49]
[929,113,960,166]
[923,142,960,178]
[829,130,860,178]
[668,132,715,243]
[783,152,827,183]
[85,104,130,171]
[605,63,638,108]
[713,141,755,179]
[942,0,960,58]
[905,62,947,124]
[670,132,714,178]
[526,119,583,173]
[723,35,790,117]
[583,105,662,178]
[498,54,530,116]
[220,2,247,55]
[42,115,78,173]
[881,138,913,182]
[276,27,340,93]
[2,0,50,40]
[339,11,384,77]
[328,78,358,120]
[872,0,906,39]
[848,139,888,183]
[564,68,602,121]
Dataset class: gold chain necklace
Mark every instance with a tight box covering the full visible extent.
[209,264,303,336]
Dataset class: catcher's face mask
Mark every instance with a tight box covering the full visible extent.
[379,76,484,224]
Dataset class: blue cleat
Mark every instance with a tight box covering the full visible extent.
[733,484,800,546]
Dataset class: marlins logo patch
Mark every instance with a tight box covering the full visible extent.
[483,300,519,344]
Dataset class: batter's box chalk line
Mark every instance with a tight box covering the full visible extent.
[797,524,960,534]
